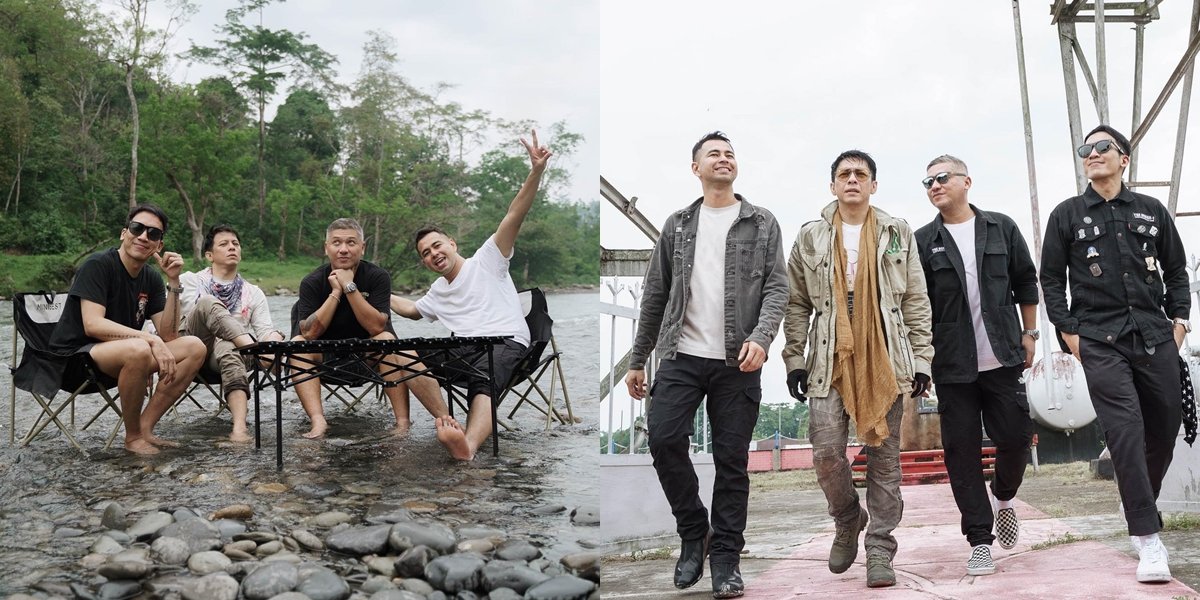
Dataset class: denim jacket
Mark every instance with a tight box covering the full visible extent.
[781,201,933,399]
[629,195,789,370]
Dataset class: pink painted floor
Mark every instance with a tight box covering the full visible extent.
[745,484,1197,599]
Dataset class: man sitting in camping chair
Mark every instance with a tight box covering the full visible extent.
[179,224,285,442]
[390,129,551,461]
[48,203,206,455]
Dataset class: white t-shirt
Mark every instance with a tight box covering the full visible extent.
[842,222,863,317]
[180,269,275,339]
[945,219,1001,371]
[413,234,530,347]
[678,203,740,360]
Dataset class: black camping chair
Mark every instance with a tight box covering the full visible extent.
[9,292,123,453]
[288,302,383,412]
[443,288,575,440]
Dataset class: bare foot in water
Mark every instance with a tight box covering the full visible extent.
[435,416,474,461]
[229,427,252,443]
[125,438,160,455]
[144,434,180,448]
[388,420,411,436]
[302,418,328,439]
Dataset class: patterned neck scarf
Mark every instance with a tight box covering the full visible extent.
[197,267,245,316]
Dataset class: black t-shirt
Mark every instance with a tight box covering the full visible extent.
[296,260,395,339]
[49,247,166,354]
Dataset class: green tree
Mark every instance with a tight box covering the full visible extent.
[188,0,338,227]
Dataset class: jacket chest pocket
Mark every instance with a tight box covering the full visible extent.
[926,250,957,288]
[736,238,766,281]
[1127,221,1160,258]
[981,238,1009,281]
[800,251,829,292]
[1070,221,1106,260]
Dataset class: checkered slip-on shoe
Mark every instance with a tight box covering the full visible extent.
[995,506,1020,549]
[966,545,996,576]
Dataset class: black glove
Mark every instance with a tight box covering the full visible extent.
[787,369,809,402]
[911,373,931,398]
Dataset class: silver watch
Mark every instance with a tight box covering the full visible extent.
[344,282,358,294]
[1173,318,1191,333]
[1021,329,1040,341]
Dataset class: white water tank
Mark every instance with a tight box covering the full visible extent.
[1025,351,1097,432]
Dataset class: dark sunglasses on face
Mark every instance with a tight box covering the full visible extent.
[921,172,967,190]
[127,220,164,242]
[1076,139,1124,158]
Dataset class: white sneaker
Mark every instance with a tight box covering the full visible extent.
[1136,538,1172,583]
[966,544,996,576]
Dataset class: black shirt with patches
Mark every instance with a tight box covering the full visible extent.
[1040,184,1190,348]
[49,247,167,354]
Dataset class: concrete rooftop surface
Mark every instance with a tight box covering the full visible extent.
[602,467,1200,600]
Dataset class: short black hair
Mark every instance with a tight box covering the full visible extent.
[203,224,240,254]
[1085,124,1131,156]
[830,150,877,182]
[413,224,450,251]
[127,203,169,234]
[691,131,732,161]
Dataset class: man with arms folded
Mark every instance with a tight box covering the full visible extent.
[179,224,285,442]
[915,155,1038,576]
[49,203,206,454]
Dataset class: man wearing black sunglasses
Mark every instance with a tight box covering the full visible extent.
[914,155,1038,577]
[49,203,206,455]
[1041,124,1189,584]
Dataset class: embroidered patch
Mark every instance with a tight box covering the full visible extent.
[1090,263,1103,277]
[931,246,946,254]
[1134,212,1154,222]
[1086,246,1099,259]
[1083,216,1093,224]
[1146,257,1158,272]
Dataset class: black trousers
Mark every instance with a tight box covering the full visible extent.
[937,365,1033,547]
[646,353,761,564]
[1080,333,1182,536]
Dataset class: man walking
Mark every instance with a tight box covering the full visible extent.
[625,131,788,598]
[915,155,1038,575]
[1041,125,1189,584]
[782,150,932,588]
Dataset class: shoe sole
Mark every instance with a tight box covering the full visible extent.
[1136,572,1171,583]
[829,509,869,574]
[967,566,996,576]
[713,590,745,599]
[867,578,896,588]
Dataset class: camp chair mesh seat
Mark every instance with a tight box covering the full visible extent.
[288,302,383,412]
[443,288,574,434]
[9,292,124,453]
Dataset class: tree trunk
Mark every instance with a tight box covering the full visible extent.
[167,172,203,260]
[295,204,304,254]
[257,94,266,227]
[277,203,288,261]
[126,66,139,209]
[372,215,380,263]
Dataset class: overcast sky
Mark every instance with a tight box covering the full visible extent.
[136,0,597,204]
[600,1,1200,429]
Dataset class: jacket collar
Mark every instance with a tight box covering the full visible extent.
[820,200,897,226]
[1083,182,1134,207]
[929,203,996,231]
[680,193,754,220]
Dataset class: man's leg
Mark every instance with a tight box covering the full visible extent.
[139,335,206,446]
[289,336,326,438]
[808,388,867,574]
[938,379,994,548]
[1080,336,1161,535]
[89,339,157,454]
[703,360,761,565]
[646,355,711,545]
[211,338,252,442]
[980,365,1034,550]
[371,331,414,434]
[1130,338,1183,504]
[863,396,904,557]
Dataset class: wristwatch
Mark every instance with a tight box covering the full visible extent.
[343,282,358,294]
[168,285,184,294]
[1021,329,1040,341]
[1173,318,1191,333]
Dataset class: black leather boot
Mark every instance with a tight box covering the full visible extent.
[674,531,711,589]
[711,562,744,598]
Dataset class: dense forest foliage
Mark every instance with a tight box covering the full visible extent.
[0,0,598,292]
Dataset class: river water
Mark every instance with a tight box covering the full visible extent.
[0,291,598,595]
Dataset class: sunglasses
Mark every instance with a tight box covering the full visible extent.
[921,172,967,190]
[127,220,164,242]
[1076,139,1124,158]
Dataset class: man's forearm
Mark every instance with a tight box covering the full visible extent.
[159,287,181,342]
[299,292,340,339]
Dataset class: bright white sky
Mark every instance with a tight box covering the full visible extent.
[135,0,598,204]
[600,1,1200,431]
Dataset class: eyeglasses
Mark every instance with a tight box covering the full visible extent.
[127,220,164,242]
[835,169,872,183]
[921,172,967,190]
[1076,139,1124,158]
